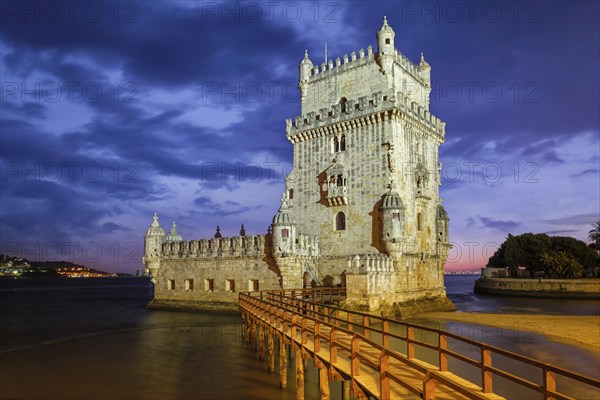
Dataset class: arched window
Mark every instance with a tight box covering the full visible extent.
[340,97,348,114]
[336,174,343,187]
[335,212,346,231]
[333,137,339,153]
[340,134,346,151]
[417,213,422,231]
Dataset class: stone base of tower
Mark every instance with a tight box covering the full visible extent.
[147,298,241,313]
[342,293,456,320]
[389,295,456,319]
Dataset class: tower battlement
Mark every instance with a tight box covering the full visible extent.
[160,234,269,260]
[286,88,446,140]
[303,46,422,85]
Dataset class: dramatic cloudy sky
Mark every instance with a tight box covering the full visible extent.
[1,1,598,273]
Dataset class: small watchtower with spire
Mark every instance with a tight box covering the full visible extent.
[143,213,166,280]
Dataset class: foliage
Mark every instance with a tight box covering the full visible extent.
[486,232,600,278]
[588,221,600,246]
[539,251,583,279]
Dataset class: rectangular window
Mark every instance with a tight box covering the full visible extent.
[185,279,194,291]
[204,279,214,291]
[288,189,294,199]
[248,279,259,292]
[226,279,235,292]
[393,212,400,221]
[281,228,289,240]
[167,279,175,291]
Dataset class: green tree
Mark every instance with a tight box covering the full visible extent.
[486,232,599,278]
[588,221,600,248]
[540,251,584,279]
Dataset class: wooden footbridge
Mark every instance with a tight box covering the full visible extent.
[239,288,600,400]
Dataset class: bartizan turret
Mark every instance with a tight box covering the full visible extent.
[143,213,166,282]
[379,184,405,258]
[299,50,313,102]
[418,52,431,87]
[271,191,303,288]
[376,16,395,74]
[272,192,296,257]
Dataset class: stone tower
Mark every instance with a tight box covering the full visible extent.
[285,17,453,314]
[143,213,166,280]
[142,18,453,317]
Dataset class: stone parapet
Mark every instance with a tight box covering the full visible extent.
[286,89,445,139]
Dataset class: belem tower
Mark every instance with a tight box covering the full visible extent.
[143,18,455,317]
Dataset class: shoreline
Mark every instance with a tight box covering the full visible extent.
[417,311,600,356]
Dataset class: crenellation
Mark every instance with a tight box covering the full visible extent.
[286,90,445,140]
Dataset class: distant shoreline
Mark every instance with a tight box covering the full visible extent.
[474,278,600,299]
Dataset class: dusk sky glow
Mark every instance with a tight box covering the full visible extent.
[1,1,598,273]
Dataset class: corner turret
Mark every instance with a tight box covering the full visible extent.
[418,52,431,87]
[376,16,395,74]
[299,50,313,101]
[379,183,405,258]
[271,192,296,256]
[143,213,166,281]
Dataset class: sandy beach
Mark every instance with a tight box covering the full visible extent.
[418,311,600,355]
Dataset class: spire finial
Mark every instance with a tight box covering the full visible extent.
[383,16,388,25]
[304,49,308,58]
[214,225,222,238]
[153,212,158,221]
[240,223,246,236]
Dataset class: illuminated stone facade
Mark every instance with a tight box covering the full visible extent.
[143,18,454,316]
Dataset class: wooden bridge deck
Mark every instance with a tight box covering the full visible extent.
[239,288,600,400]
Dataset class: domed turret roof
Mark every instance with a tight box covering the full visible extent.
[300,50,313,65]
[272,210,295,225]
[378,16,395,34]
[381,190,405,209]
[166,221,182,242]
[272,191,295,225]
[146,213,166,237]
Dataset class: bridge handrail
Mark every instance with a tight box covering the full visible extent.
[259,289,599,385]
[240,288,600,399]
[240,294,437,399]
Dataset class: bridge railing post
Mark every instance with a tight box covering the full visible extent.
[380,349,390,400]
[543,365,556,400]
[351,335,360,377]
[481,345,493,393]
[423,371,436,400]
[382,320,389,348]
[347,311,352,332]
[330,329,338,363]
[301,317,307,344]
[291,314,297,341]
[407,326,415,358]
[314,322,320,353]
[439,333,448,371]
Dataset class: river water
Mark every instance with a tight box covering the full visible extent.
[0,276,598,399]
